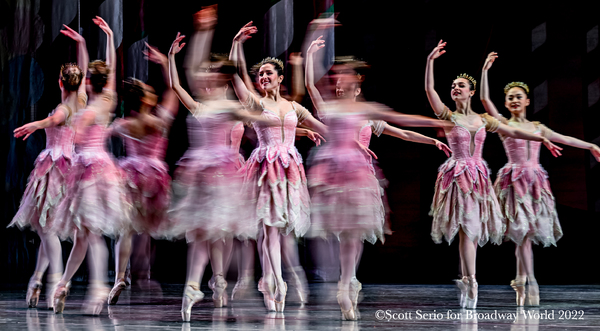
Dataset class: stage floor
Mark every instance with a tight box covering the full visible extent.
[1,283,599,330]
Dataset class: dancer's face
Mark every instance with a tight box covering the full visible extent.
[140,82,157,108]
[504,87,530,114]
[332,65,360,100]
[258,63,282,92]
[451,78,474,101]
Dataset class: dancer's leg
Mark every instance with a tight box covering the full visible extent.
[458,229,478,304]
[114,232,132,282]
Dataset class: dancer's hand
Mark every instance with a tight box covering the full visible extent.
[169,32,186,55]
[483,52,498,71]
[14,122,41,140]
[289,52,303,66]
[193,4,217,30]
[434,140,452,157]
[306,130,325,146]
[427,40,446,60]
[233,22,257,43]
[92,16,113,37]
[590,144,600,162]
[543,138,563,157]
[356,140,377,159]
[144,43,167,65]
[60,24,84,43]
[307,36,325,55]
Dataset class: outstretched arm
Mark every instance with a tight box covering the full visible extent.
[93,16,116,92]
[305,36,326,117]
[548,131,600,161]
[13,107,67,140]
[496,122,563,157]
[184,6,217,93]
[425,40,447,117]
[295,127,325,146]
[368,103,446,128]
[382,124,451,157]
[168,33,197,111]
[480,52,503,120]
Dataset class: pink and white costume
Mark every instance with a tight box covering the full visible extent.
[240,100,311,236]
[494,121,562,246]
[169,104,254,242]
[118,111,172,238]
[54,94,131,240]
[430,111,505,246]
[10,106,75,233]
[308,112,386,244]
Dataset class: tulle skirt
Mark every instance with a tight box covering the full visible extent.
[430,158,505,246]
[495,163,562,246]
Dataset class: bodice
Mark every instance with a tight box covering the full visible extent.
[446,123,486,161]
[502,128,542,166]
[253,109,299,149]
[189,111,233,151]
[124,132,167,160]
[322,113,364,149]
[77,124,110,154]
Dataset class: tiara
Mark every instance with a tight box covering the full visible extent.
[504,81,529,94]
[456,73,476,89]
[258,57,284,71]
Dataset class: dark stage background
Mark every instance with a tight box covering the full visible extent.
[2,0,600,287]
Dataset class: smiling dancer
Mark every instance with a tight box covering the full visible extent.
[480,51,600,306]
[425,40,563,309]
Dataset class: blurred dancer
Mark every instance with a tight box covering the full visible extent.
[107,43,179,305]
[52,17,130,315]
[10,24,88,309]
[305,36,448,320]
[168,33,271,321]
[425,40,562,309]
[228,22,329,312]
[480,52,600,306]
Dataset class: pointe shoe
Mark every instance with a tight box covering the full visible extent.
[510,278,526,306]
[465,276,478,309]
[231,276,252,300]
[107,278,128,305]
[83,285,110,316]
[209,274,228,308]
[258,277,276,311]
[181,285,204,322]
[337,282,357,321]
[454,276,468,308]
[350,277,362,319]
[526,280,540,306]
[26,278,43,308]
[274,281,287,312]
[291,271,308,304]
[46,274,62,310]
[53,282,71,314]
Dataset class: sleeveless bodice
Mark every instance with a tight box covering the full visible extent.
[323,113,363,149]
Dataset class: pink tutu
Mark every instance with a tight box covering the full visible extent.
[495,134,562,246]
[9,124,74,232]
[119,133,171,238]
[430,115,505,246]
[168,108,255,242]
[54,124,131,240]
[308,114,386,244]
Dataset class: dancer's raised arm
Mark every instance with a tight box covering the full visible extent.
[60,24,88,107]
[305,36,326,116]
[288,52,305,103]
[93,16,116,92]
[480,52,503,120]
[425,40,447,116]
[144,43,179,117]
[229,22,260,109]
[168,33,196,111]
